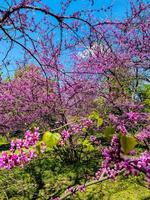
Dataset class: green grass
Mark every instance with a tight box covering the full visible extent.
[75,175,150,200]
[0,154,149,200]
[0,134,149,200]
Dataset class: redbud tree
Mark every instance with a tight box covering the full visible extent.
[0,0,149,199]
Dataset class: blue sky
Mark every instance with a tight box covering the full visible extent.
[44,0,148,19]
[41,0,131,21]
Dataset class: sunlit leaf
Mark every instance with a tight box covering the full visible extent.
[97,118,103,127]
[42,131,60,148]
[82,139,94,151]
[103,126,115,140]
[120,135,137,155]
[89,111,103,127]
[36,141,42,154]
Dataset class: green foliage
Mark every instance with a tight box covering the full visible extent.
[140,84,150,112]
[120,135,137,155]
[89,111,103,127]
[103,126,115,140]
[42,131,61,149]
[0,135,9,152]
[76,175,150,200]
[0,151,101,199]
[36,141,44,154]
[82,139,95,151]
[0,151,149,200]
[0,135,8,145]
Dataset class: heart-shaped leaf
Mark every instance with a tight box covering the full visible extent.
[120,135,137,155]
[103,126,115,140]
[42,131,60,148]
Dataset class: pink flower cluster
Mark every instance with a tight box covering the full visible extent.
[109,113,128,135]
[117,124,128,135]
[95,134,150,186]
[0,65,57,133]
[80,118,93,128]
[126,111,141,122]
[60,130,70,141]
[60,118,93,145]
[136,125,150,142]
[0,150,37,170]
[10,128,40,152]
[109,110,148,135]
[70,124,82,134]
[90,135,97,142]
[90,135,101,145]
[70,118,93,134]
[0,128,41,169]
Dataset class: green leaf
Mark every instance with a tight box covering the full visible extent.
[82,139,90,146]
[82,139,94,151]
[97,118,103,127]
[89,111,99,120]
[36,141,42,154]
[89,111,103,127]
[82,127,87,132]
[120,135,137,155]
[0,135,8,145]
[86,144,94,151]
[42,131,60,149]
[103,126,115,140]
